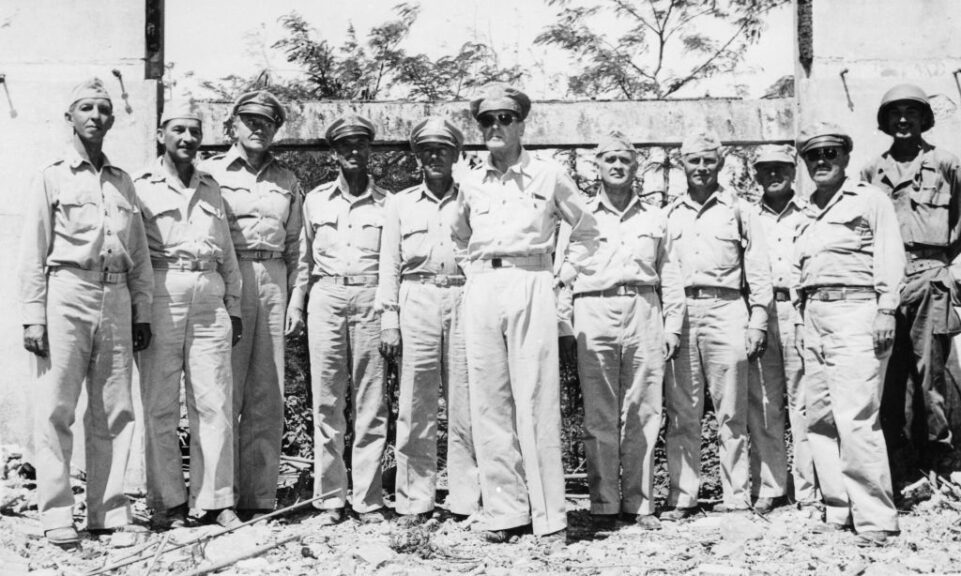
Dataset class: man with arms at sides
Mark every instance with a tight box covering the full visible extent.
[377,116,481,525]
[450,83,599,543]
[662,132,774,520]
[289,114,390,525]
[861,84,961,481]
[19,79,153,547]
[555,131,685,531]
[794,122,904,546]
[201,90,303,519]
[135,102,244,529]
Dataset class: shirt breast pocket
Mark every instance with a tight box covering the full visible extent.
[57,186,100,234]
[823,210,870,252]
[106,190,135,233]
[713,221,743,265]
[195,199,225,236]
[908,168,951,244]
[355,213,384,253]
[633,230,662,265]
[401,215,431,262]
[313,214,339,252]
[264,186,293,221]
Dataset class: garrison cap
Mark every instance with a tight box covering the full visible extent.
[325,113,376,145]
[752,144,796,166]
[160,100,203,126]
[798,121,853,154]
[232,90,286,127]
[409,116,463,152]
[470,83,532,120]
[594,130,636,156]
[680,131,722,155]
[68,78,112,109]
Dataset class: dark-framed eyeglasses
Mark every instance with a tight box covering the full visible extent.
[477,112,518,129]
[803,147,841,162]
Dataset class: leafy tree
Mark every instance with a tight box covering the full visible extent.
[535,0,789,99]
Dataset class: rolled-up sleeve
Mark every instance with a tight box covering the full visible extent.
[871,191,906,311]
[19,171,54,326]
[377,193,402,330]
[741,200,773,331]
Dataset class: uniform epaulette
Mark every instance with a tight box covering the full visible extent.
[307,179,339,196]
[665,195,684,215]
[132,168,156,182]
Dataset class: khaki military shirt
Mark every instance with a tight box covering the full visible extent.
[555,187,685,337]
[667,186,773,331]
[793,178,906,312]
[377,182,462,330]
[134,157,243,317]
[450,150,599,272]
[289,175,388,311]
[19,145,153,325]
[200,144,303,289]
[754,193,809,290]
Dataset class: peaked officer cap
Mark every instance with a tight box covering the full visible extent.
[232,90,286,127]
[470,83,532,120]
[409,116,464,152]
[798,121,853,154]
[325,113,376,145]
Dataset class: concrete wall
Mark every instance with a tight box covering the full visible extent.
[0,1,158,448]
[796,0,961,178]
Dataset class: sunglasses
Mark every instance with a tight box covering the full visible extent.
[803,147,841,162]
[478,113,518,128]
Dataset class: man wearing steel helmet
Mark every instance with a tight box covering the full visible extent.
[201,90,303,520]
[135,102,244,529]
[451,83,599,543]
[19,78,153,547]
[376,116,480,525]
[289,113,390,525]
[861,84,961,478]
[661,131,773,521]
[748,144,818,513]
[794,121,904,546]
[555,131,684,531]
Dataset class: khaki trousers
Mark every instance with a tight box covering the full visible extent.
[140,270,234,511]
[35,270,134,531]
[464,265,566,536]
[232,259,287,509]
[308,283,387,513]
[747,302,788,500]
[803,299,898,532]
[395,282,480,516]
[573,290,664,515]
[665,296,750,509]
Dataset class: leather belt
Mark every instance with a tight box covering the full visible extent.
[471,254,552,272]
[401,273,466,287]
[804,286,875,302]
[313,275,378,287]
[236,249,284,261]
[151,258,216,272]
[574,284,655,300]
[684,286,741,300]
[49,266,127,284]
[773,287,791,302]
[904,249,947,276]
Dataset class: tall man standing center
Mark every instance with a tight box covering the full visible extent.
[378,117,480,524]
[289,114,389,524]
[663,132,774,520]
[201,91,303,517]
[451,84,599,542]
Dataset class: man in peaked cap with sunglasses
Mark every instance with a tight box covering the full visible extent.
[748,144,817,513]
[136,101,244,530]
[450,83,600,543]
[554,131,685,531]
[376,116,480,525]
[19,78,153,547]
[861,84,961,482]
[289,113,390,525]
[201,89,303,520]
[793,121,904,546]
[662,131,773,521]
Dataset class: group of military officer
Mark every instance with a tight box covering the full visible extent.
[19,77,959,550]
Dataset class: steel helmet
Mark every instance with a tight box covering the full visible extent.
[877,84,934,134]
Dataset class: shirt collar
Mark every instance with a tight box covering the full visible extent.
[224,143,275,173]
[759,191,804,217]
[595,185,642,217]
[874,140,935,182]
[328,173,383,204]
[65,143,115,172]
[805,177,857,217]
[484,148,531,178]
[418,182,458,204]
[680,185,731,211]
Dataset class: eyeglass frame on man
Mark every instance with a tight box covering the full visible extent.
[477,112,520,129]
[802,147,842,163]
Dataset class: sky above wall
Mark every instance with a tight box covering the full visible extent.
[166,0,793,100]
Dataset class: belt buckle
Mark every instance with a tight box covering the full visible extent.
[436,276,449,288]
[491,257,503,268]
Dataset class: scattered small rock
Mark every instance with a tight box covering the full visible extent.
[351,543,396,568]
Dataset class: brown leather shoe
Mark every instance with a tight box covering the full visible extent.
[314,508,344,526]
[591,514,617,532]
[357,509,389,524]
[394,512,432,527]
[635,514,662,530]
[203,508,243,529]
[150,503,188,530]
[753,496,783,515]
[660,507,698,521]
[45,526,80,549]
[538,528,567,545]
[856,530,896,547]
[481,529,513,543]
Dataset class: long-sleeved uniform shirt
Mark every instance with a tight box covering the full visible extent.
[860,142,961,278]
[133,156,243,317]
[793,178,906,312]
[754,193,810,290]
[200,144,302,290]
[555,187,685,337]
[19,145,153,325]
[666,186,773,331]
[450,149,599,273]
[289,174,388,312]
[376,182,462,330]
